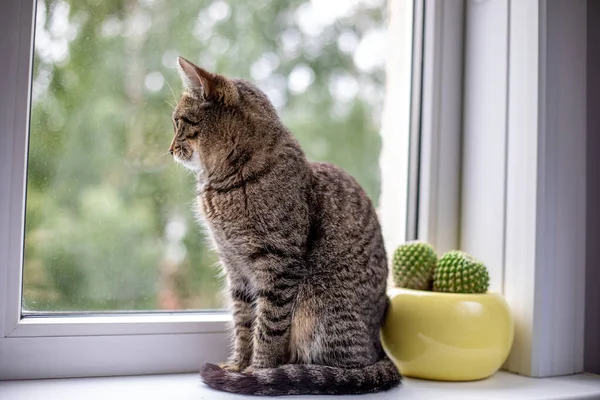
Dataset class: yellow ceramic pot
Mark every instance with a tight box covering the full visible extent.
[381,287,514,381]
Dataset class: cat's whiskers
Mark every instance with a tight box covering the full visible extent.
[164,79,178,106]
[172,159,196,177]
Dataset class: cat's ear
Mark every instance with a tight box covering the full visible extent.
[177,57,213,95]
[177,57,238,105]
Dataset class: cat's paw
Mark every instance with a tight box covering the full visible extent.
[244,359,276,372]
[242,366,258,374]
[218,362,245,372]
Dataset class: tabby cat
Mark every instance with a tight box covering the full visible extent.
[169,56,401,396]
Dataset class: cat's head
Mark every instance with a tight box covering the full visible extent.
[169,57,280,179]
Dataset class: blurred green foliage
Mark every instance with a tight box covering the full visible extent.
[23,0,387,311]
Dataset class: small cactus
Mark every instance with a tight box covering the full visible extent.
[391,241,437,290]
[433,250,490,294]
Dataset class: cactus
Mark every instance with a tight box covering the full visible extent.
[391,241,437,290]
[433,250,490,294]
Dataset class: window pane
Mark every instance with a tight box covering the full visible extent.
[23,0,389,312]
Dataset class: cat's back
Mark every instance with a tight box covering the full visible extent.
[308,161,386,278]
[309,161,376,219]
[306,161,388,354]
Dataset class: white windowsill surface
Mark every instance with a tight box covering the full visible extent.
[1,371,600,399]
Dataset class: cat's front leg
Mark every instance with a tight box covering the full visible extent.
[250,270,298,369]
[222,276,255,372]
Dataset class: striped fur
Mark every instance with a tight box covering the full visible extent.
[171,58,401,396]
[201,358,400,396]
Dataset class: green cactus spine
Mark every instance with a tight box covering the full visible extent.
[391,241,437,290]
[433,250,490,294]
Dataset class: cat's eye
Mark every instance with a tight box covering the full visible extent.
[174,116,198,129]
[185,116,200,125]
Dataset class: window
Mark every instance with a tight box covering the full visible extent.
[2,0,593,385]
[0,0,416,379]
[24,0,390,313]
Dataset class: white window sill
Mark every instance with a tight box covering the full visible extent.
[1,371,600,399]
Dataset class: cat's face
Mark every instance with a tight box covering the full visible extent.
[169,94,210,173]
[169,57,277,179]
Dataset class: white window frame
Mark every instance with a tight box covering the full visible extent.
[459,0,587,377]
[379,0,418,255]
[416,0,464,253]
[414,0,587,378]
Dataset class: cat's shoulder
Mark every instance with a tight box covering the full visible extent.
[309,161,344,176]
[309,161,362,190]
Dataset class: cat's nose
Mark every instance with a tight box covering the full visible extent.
[169,136,176,155]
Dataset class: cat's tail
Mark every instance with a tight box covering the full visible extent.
[200,357,402,396]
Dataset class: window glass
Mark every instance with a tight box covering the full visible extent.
[23,0,388,312]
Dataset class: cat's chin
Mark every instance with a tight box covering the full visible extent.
[174,151,203,173]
